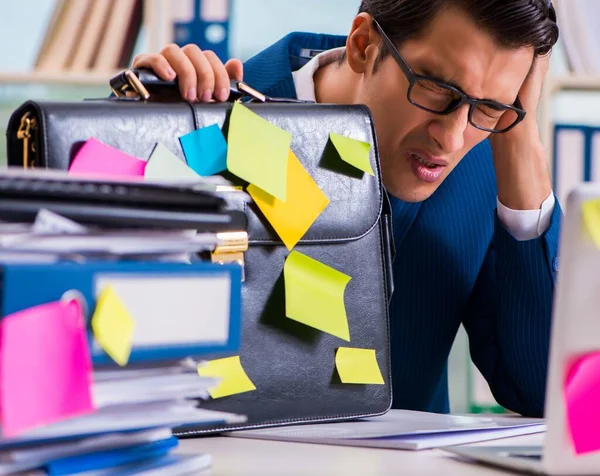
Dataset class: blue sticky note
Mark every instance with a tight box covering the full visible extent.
[179,124,228,176]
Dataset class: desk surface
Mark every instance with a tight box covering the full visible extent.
[177,432,544,475]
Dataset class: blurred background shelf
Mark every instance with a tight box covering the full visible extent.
[548,75,600,92]
[0,71,117,86]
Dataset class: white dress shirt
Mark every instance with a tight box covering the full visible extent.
[292,48,555,240]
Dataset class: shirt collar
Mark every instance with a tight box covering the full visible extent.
[291,47,346,102]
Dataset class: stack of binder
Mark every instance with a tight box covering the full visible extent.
[0,167,249,474]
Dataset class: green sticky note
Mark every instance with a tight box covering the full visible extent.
[226,102,291,201]
[284,251,351,341]
[145,143,200,181]
[329,132,374,176]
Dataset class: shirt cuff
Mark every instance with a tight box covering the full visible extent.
[496,192,556,241]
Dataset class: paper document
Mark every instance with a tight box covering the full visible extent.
[0,401,246,448]
[227,410,546,451]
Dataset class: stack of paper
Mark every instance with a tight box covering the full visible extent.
[227,410,546,451]
[0,295,246,475]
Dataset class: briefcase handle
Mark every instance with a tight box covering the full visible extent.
[109,68,308,104]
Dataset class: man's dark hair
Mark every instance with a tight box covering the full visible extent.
[354,0,558,61]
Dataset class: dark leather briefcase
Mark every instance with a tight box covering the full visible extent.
[5,70,395,435]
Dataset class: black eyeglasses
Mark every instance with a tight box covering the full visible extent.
[372,19,527,134]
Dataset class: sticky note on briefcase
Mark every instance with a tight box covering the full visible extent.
[68,138,146,178]
[197,356,256,399]
[179,124,228,176]
[284,251,351,341]
[227,102,291,201]
[248,150,329,251]
[145,142,200,181]
[335,347,384,385]
[329,132,374,176]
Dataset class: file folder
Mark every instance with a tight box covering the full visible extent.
[0,261,242,365]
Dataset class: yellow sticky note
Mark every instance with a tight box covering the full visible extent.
[227,102,291,202]
[284,251,351,341]
[91,286,135,367]
[248,150,329,251]
[330,132,374,176]
[335,347,385,384]
[582,199,600,248]
[197,356,256,399]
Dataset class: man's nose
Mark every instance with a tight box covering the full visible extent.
[427,105,469,154]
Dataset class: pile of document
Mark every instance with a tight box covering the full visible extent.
[0,164,248,473]
[229,409,546,451]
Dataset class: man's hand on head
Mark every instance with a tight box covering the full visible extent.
[489,54,553,211]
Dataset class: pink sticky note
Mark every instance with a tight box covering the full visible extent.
[68,138,146,178]
[0,298,95,437]
[565,352,600,455]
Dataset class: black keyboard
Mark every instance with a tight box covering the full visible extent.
[0,174,227,211]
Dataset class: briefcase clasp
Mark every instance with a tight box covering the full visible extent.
[212,231,248,281]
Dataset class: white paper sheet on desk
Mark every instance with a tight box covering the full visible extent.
[93,373,219,407]
[0,401,246,448]
[227,410,546,451]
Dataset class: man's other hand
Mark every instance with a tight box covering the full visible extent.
[132,44,244,103]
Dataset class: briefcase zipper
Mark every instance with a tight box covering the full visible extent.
[212,231,248,280]
[16,112,37,169]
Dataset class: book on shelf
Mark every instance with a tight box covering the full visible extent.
[555,0,600,76]
[34,0,144,76]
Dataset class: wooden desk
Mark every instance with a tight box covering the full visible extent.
[177,432,544,475]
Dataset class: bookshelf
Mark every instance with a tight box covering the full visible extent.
[539,74,600,174]
[0,71,117,87]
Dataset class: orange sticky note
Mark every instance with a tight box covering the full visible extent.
[565,352,600,455]
[91,286,135,367]
[197,356,256,399]
[248,150,329,251]
[335,347,385,384]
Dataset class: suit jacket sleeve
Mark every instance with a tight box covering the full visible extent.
[462,198,562,417]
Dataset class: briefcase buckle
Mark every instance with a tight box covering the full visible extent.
[212,231,248,280]
[110,70,150,101]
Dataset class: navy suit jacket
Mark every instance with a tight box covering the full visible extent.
[242,32,562,417]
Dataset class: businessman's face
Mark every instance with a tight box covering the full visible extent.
[352,8,533,202]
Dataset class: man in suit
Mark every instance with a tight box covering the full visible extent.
[134,0,560,417]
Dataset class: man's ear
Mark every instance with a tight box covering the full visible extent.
[346,13,381,75]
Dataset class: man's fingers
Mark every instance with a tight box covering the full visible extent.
[161,44,198,101]
[225,59,244,82]
[205,51,231,102]
[182,44,216,102]
[131,53,175,81]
